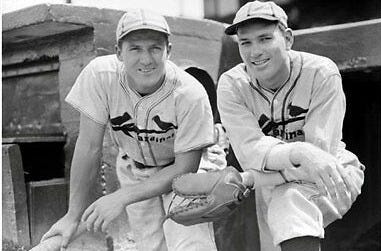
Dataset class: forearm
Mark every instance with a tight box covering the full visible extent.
[67,141,101,219]
[66,113,105,220]
[240,169,285,188]
[240,142,314,188]
[116,150,202,206]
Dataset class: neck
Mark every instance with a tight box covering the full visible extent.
[254,56,291,90]
[127,74,165,95]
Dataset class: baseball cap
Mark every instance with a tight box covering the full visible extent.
[116,9,170,42]
[225,1,288,35]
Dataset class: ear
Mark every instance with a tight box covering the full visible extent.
[115,44,123,61]
[284,28,294,50]
[166,43,172,59]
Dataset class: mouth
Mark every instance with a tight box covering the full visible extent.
[251,58,270,66]
[138,68,155,74]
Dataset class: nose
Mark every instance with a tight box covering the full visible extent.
[250,44,263,58]
[139,50,153,65]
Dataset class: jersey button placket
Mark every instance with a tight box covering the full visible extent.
[135,101,148,165]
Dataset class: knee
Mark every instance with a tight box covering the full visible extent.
[266,185,324,245]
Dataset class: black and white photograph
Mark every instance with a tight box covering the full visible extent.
[2,0,380,250]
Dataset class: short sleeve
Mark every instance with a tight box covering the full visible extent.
[174,89,214,153]
[65,60,109,125]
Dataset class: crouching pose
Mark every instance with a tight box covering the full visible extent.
[216,1,364,251]
[40,9,218,251]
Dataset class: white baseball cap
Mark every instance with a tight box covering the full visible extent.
[116,9,170,42]
[225,1,288,35]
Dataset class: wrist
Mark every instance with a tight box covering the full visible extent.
[114,187,132,206]
[64,211,82,222]
[289,142,309,167]
[266,143,295,171]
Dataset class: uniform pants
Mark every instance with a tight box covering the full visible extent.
[115,156,217,251]
[256,162,364,251]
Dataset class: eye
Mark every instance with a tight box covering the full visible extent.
[151,46,163,53]
[260,36,273,42]
[240,41,250,46]
[128,47,140,52]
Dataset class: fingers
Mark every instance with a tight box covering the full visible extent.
[337,165,362,203]
[82,204,99,232]
[81,204,94,223]
[60,224,78,251]
[40,227,59,243]
[60,233,73,251]
[84,210,98,231]
[93,215,104,232]
[331,180,351,215]
[81,204,108,233]
[319,168,337,199]
[101,219,111,233]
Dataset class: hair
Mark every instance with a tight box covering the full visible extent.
[117,30,169,49]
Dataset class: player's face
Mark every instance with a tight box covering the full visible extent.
[237,21,293,90]
[117,30,171,94]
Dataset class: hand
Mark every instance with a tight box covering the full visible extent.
[40,214,80,251]
[289,143,352,214]
[336,164,363,204]
[81,191,125,233]
[205,145,227,168]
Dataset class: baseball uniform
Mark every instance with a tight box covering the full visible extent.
[66,54,217,251]
[217,50,364,250]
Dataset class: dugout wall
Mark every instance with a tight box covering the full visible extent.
[2,4,380,250]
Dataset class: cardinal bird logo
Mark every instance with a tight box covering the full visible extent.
[110,112,177,137]
[152,115,177,131]
[288,103,308,117]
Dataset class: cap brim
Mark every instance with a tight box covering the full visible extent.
[225,15,280,35]
[118,25,170,41]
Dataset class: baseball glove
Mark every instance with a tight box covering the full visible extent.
[166,166,251,226]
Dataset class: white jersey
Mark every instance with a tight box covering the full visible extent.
[66,55,214,166]
[218,50,362,172]
[218,50,364,250]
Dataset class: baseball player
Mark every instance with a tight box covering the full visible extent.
[41,9,218,251]
[217,1,365,251]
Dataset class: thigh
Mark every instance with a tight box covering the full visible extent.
[126,196,167,251]
[267,183,326,246]
[116,155,167,251]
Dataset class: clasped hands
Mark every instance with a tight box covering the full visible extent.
[240,142,362,218]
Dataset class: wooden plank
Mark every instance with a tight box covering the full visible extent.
[2,144,31,247]
[2,62,60,78]
[293,19,381,72]
[27,178,68,246]
[2,136,66,144]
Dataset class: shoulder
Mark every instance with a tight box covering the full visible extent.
[292,50,340,78]
[218,63,250,95]
[220,63,247,82]
[86,54,122,74]
[74,55,121,92]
